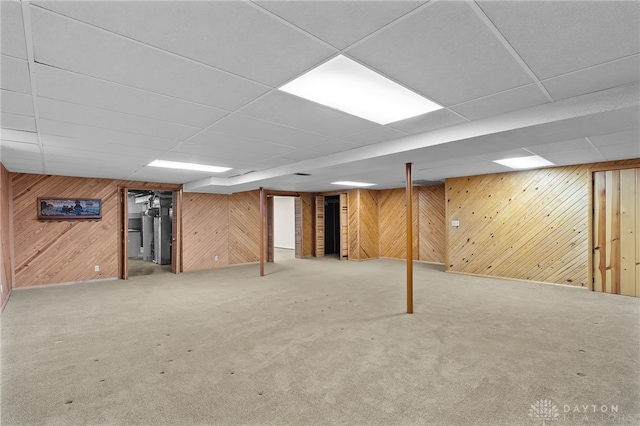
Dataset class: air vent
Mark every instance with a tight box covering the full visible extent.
[293,173,312,176]
[228,170,256,178]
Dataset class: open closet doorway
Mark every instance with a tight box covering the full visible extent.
[266,194,303,263]
[119,187,182,279]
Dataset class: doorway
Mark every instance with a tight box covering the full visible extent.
[315,193,348,259]
[324,196,340,256]
[119,187,182,279]
[266,194,303,263]
[592,167,639,297]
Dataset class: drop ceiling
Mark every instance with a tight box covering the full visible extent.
[1,0,638,194]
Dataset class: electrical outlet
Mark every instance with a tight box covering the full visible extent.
[214,255,219,261]
[94,265,100,272]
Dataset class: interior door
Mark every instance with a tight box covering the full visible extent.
[593,168,639,297]
[340,193,348,260]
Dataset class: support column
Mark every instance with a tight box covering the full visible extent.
[406,163,413,314]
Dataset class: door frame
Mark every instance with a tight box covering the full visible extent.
[119,186,182,280]
[265,192,303,262]
[315,191,349,260]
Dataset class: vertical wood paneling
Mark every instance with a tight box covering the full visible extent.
[182,193,229,271]
[300,193,314,257]
[593,166,638,297]
[294,197,301,258]
[315,195,324,257]
[340,193,349,259]
[418,185,446,263]
[348,190,359,260]
[11,174,180,288]
[268,196,275,262]
[229,190,260,265]
[172,189,183,273]
[637,169,640,298]
[1,163,13,307]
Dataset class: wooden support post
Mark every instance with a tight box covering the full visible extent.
[259,187,265,277]
[406,163,413,314]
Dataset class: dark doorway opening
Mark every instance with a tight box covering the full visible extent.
[324,195,340,255]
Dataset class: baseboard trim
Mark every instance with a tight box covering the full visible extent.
[13,277,118,291]
[445,270,587,289]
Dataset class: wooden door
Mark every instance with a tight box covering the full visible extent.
[315,195,324,257]
[340,193,348,260]
[593,168,639,297]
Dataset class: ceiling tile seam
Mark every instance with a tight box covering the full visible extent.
[32,62,241,113]
[247,1,340,52]
[538,53,640,82]
[584,137,606,160]
[341,0,438,53]
[448,82,544,109]
[35,94,207,132]
[30,4,274,90]
[468,1,555,103]
[20,0,46,173]
[38,116,191,144]
[0,52,28,62]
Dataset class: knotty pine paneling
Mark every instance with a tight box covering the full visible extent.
[11,173,180,288]
[356,189,380,260]
[418,185,445,263]
[315,195,324,257]
[229,190,261,265]
[348,190,359,260]
[300,193,314,257]
[379,188,418,260]
[182,193,229,271]
[446,159,640,287]
[1,163,13,307]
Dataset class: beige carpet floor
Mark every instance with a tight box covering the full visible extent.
[1,257,639,425]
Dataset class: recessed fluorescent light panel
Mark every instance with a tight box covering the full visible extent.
[493,155,554,170]
[148,160,231,173]
[331,181,376,187]
[279,55,442,125]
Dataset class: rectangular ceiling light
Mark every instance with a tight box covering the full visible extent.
[493,155,554,170]
[331,181,376,187]
[279,55,442,125]
[148,160,231,173]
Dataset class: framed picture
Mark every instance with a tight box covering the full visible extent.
[37,198,102,220]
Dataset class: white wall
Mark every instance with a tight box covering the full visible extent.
[274,196,295,249]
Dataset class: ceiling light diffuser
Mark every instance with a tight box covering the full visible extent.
[148,160,231,173]
[279,55,442,125]
[331,181,376,187]
[493,155,554,170]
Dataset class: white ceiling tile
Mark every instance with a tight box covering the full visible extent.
[1,1,28,59]
[589,129,640,147]
[39,119,180,151]
[189,130,294,157]
[123,168,217,185]
[29,6,269,110]
[42,135,165,160]
[451,85,550,121]
[35,64,228,128]
[309,139,359,155]
[279,149,322,161]
[1,139,41,161]
[34,1,334,87]
[2,112,36,132]
[543,148,606,166]
[1,55,31,94]
[209,114,326,148]
[255,1,426,50]
[602,143,640,161]
[0,158,44,174]
[341,126,407,147]
[37,97,198,141]
[387,109,467,135]
[543,56,640,101]
[478,1,640,79]
[347,1,533,105]
[1,128,38,144]
[525,139,593,156]
[474,148,532,162]
[238,91,377,137]
[253,157,298,168]
[43,145,151,165]
[171,142,271,164]
[1,89,34,116]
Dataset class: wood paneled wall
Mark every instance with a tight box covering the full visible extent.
[229,190,261,265]
[1,163,14,308]
[300,193,314,257]
[10,173,180,288]
[182,193,229,271]
[446,159,640,286]
[379,188,419,260]
[418,185,446,263]
[347,189,380,261]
